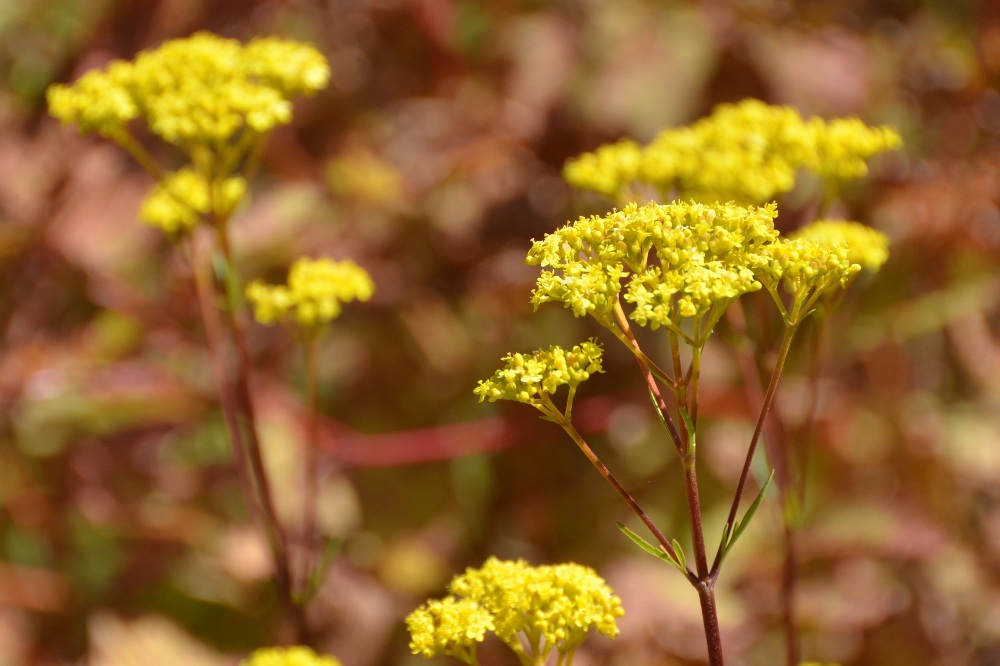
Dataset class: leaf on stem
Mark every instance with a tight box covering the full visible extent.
[300,536,344,604]
[647,388,670,433]
[616,522,687,574]
[719,469,775,565]
[678,406,696,458]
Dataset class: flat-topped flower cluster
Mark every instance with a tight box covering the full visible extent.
[246,257,375,331]
[528,200,779,332]
[241,646,340,666]
[47,32,330,236]
[523,199,876,350]
[563,99,902,203]
[407,557,623,665]
[47,31,329,146]
[473,340,603,408]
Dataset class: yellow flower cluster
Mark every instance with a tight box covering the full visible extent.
[756,237,860,316]
[564,99,902,203]
[47,32,329,147]
[241,646,340,666]
[473,340,603,407]
[792,219,890,273]
[138,168,246,234]
[246,257,375,329]
[528,200,778,332]
[407,558,623,665]
[406,596,496,663]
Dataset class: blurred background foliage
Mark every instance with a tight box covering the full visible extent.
[0,0,998,664]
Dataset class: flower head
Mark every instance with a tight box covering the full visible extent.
[756,237,860,316]
[406,597,495,664]
[527,200,777,334]
[473,341,603,408]
[792,219,890,273]
[47,32,329,148]
[564,99,902,204]
[138,168,245,234]
[448,558,624,655]
[241,646,340,666]
[407,558,623,664]
[246,257,374,330]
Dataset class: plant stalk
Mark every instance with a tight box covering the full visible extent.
[190,233,305,639]
[711,320,799,580]
[300,335,321,599]
[559,420,693,580]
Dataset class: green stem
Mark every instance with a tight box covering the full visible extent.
[689,342,703,427]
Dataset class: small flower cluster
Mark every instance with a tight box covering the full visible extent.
[246,257,375,330]
[47,32,329,147]
[407,557,624,665]
[756,237,860,319]
[241,646,341,666]
[473,341,603,408]
[528,200,778,334]
[138,168,246,234]
[48,33,330,238]
[563,99,901,203]
[406,596,496,664]
[792,219,890,273]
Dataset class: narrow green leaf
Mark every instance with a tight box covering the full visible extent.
[671,538,686,569]
[678,406,696,457]
[715,522,734,568]
[647,388,671,434]
[724,469,775,559]
[212,250,245,314]
[302,536,344,602]
[616,522,685,573]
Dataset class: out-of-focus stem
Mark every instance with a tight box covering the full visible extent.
[782,522,800,666]
[209,205,304,640]
[111,128,163,180]
[189,234,260,530]
[190,232,303,638]
[300,335,321,599]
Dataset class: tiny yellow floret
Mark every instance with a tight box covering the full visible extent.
[241,646,341,666]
